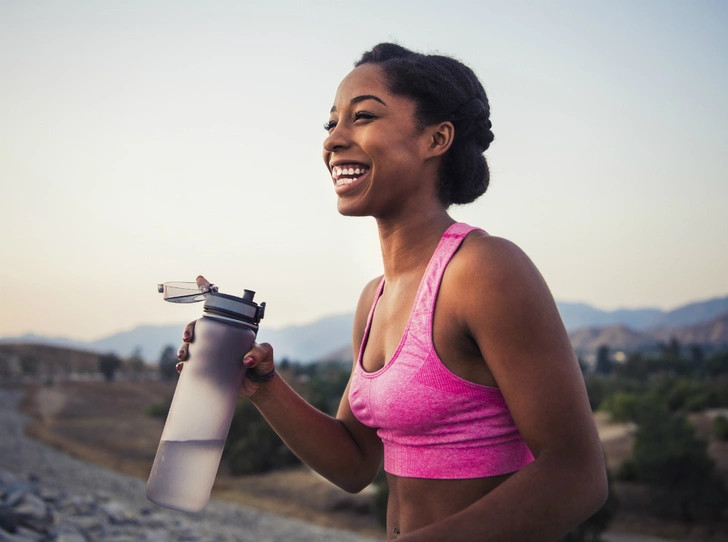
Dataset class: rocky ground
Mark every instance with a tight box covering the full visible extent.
[0,388,379,542]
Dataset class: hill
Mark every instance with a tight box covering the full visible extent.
[568,311,728,353]
[2,296,727,363]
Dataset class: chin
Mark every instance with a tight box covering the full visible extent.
[336,199,370,218]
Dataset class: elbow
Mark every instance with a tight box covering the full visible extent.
[595,461,610,510]
[336,470,379,494]
[579,451,610,518]
[329,477,372,494]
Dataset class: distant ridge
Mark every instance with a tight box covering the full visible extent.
[2,296,727,363]
[568,311,728,352]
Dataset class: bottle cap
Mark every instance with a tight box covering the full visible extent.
[203,290,266,325]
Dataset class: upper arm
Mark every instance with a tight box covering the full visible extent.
[333,276,384,482]
[455,237,601,461]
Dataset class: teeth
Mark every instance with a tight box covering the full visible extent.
[331,164,369,186]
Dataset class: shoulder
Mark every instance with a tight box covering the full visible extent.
[451,231,544,293]
[443,231,560,332]
[352,275,384,339]
[356,275,384,313]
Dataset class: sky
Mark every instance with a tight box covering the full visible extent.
[1,0,727,342]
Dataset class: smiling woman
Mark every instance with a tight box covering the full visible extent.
[177,42,607,541]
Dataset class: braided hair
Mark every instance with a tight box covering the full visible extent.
[355,43,494,207]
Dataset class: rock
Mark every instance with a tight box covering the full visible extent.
[0,505,18,533]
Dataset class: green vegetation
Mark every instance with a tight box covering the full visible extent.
[98,352,122,381]
[158,345,179,381]
[714,415,728,441]
[588,341,728,526]
[144,340,728,531]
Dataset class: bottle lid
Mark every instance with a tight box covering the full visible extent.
[203,290,266,325]
[158,282,218,303]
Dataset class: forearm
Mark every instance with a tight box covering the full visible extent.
[398,449,608,542]
[248,374,380,493]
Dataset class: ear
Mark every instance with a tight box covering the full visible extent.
[425,122,454,158]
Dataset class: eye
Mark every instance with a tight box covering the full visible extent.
[323,120,337,132]
[353,111,376,122]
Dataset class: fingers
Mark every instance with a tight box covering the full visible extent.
[196,275,211,289]
[182,321,196,343]
[177,342,189,361]
[242,342,274,369]
[176,361,184,374]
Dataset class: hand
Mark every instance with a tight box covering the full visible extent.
[176,275,277,399]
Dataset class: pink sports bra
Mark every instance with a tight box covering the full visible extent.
[349,222,534,479]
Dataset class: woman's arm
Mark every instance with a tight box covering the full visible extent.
[399,236,607,541]
[242,277,384,493]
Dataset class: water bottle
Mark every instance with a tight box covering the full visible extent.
[146,281,266,512]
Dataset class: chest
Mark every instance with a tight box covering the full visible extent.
[359,273,479,376]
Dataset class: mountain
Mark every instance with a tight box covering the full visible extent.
[556,302,662,331]
[648,311,728,346]
[2,296,727,363]
[556,295,728,332]
[643,296,728,329]
[0,316,355,364]
[256,313,354,363]
[567,325,656,352]
[568,311,728,352]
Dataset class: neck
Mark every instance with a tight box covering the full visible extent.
[376,208,455,281]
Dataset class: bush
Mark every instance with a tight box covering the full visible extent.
[615,459,638,482]
[224,400,299,475]
[630,408,728,522]
[714,415,728,441]
[145,399,172,419]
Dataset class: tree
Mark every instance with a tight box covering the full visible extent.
[127,346,145,379]
[19,355,40,377]
[626,402,728,523]
[595,345,612,375]
[98,352,121,382]
[158,345,179,381]
[224,400,298,474]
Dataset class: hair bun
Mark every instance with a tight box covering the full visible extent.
[452,98,493,150]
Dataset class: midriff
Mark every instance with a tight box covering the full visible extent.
[385,471,513,539]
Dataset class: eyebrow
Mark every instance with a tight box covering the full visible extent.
[330,94,387,113]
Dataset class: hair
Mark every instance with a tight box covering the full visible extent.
[355,43,494,207]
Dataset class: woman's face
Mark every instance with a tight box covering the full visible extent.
[323,63,438,218]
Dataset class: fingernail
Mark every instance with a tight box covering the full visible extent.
[178,346,185,358]
[183,330,191,340]
[243,356,255,367]
[176,362,183,373]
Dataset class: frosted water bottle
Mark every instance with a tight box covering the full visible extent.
[146,282,266,512]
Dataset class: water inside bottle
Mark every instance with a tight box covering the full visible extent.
[146,439,225,512]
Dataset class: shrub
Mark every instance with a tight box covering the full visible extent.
[714,415,728,441]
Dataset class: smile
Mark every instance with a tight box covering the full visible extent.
[331,163,370,187]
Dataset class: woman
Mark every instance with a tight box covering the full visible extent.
[178,43,607,540]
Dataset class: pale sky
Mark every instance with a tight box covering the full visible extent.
[1,0,726,341]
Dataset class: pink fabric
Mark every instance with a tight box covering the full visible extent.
[349,223,534,479]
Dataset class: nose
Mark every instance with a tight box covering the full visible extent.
[323,122,350,155]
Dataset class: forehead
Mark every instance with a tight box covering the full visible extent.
[331,64,393,108]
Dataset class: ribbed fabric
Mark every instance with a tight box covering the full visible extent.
[349,223,534,479]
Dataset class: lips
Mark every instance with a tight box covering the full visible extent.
[331,163,370,187]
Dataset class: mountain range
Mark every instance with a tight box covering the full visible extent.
[2,296,727,363]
